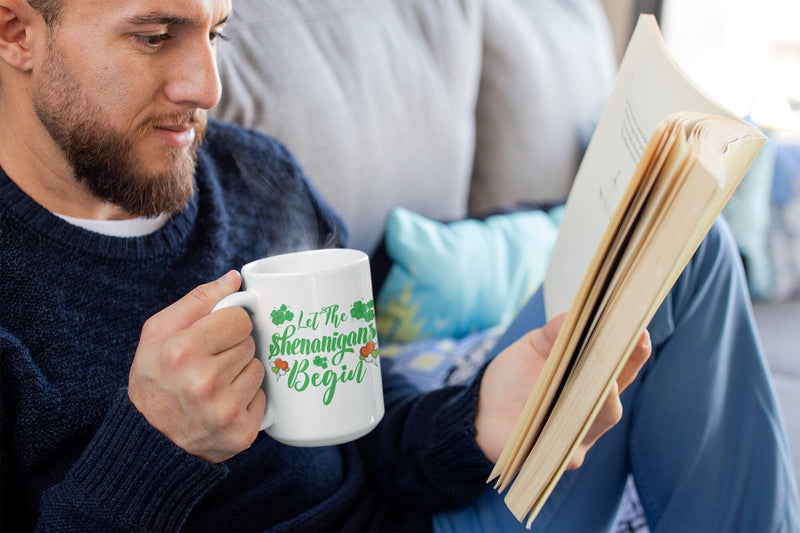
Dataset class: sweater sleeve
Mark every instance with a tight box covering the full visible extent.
[36,389,229,532]
[357,363,495,514]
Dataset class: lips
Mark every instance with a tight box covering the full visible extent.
[153,123,197,147]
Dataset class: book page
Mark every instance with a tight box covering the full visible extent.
[543,15,743,319]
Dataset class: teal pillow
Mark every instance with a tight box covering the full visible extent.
[722,138,778,299]
[375,207,559,343]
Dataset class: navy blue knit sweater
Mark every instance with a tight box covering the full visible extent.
[0,121,493,531]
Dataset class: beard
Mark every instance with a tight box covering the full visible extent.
[32,41,206,218]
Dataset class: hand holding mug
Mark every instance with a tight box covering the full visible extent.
[128,271,266,463]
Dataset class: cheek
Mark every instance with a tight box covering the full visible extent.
[91,67,162,127]
[69,49,162,126]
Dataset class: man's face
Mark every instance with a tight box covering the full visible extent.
[30,0,230,217]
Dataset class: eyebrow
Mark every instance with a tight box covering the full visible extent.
[124,12,231,27]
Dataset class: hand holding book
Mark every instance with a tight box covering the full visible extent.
[474,316,652,466]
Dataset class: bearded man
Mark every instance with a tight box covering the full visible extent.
[0,0,797,531]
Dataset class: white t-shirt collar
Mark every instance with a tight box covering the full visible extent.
[54,212,170,237]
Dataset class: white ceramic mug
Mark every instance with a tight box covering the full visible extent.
[213,248,384,447]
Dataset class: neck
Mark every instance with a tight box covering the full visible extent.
[0,95,131,220]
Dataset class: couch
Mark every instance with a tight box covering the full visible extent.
[753,298,800,484]
[209,0,799,517]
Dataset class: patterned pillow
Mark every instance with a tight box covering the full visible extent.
[379,326,504,391]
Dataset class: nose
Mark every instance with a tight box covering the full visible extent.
[164,38,222,110]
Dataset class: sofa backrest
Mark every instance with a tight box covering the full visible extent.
[211,0,616,254]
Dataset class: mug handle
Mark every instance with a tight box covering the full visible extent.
[212,291,277,432]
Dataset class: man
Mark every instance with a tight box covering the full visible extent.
[0,0,796,531]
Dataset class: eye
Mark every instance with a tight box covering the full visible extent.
[209,30,229,44]
[136,33,172,48]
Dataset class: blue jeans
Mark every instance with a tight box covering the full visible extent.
[434,219,800,532]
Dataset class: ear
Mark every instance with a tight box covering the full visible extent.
[0,0,40,71]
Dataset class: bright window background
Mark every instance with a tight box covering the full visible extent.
[661,0,800,136]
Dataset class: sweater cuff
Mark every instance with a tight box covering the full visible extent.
[66,388,229,531]
[423,365,494,486]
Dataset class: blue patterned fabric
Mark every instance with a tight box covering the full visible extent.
[380,326,504,392]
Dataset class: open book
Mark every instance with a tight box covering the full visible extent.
[488,15,766,527]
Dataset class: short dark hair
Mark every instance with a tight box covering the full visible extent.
[27,0,63,26]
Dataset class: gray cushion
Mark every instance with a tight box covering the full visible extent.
[752,298,800,486]
[469,0,617,213]
[212,0,483,254]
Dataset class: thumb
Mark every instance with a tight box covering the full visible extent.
[148,270,242,336]
[530,312,567,356]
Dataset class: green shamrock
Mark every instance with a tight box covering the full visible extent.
[350,299,375,322]
[270,304,294,326]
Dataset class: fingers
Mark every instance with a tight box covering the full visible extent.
[567,329,650,471]
[152,306,255,379]
[193,305,254,356]
[210,331,258,385]
[165,309,261,414]
[588,382,624,444]
[204,360,266,462]
[230,349,265,394]
[142,270,242,339]
[246,387,267,431]
[238,364,268,443]
[568,382,624,470]
[616,329,651,392]
[144,273,258,389]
